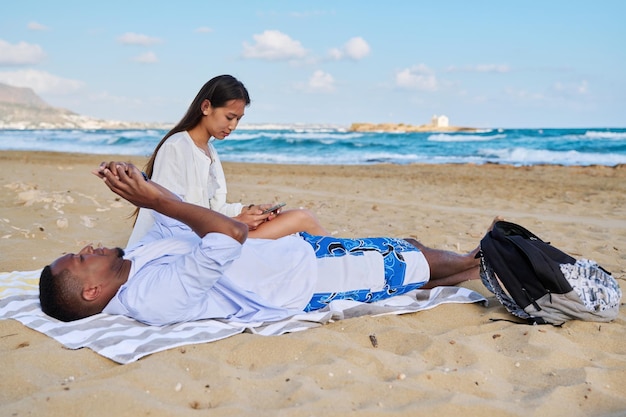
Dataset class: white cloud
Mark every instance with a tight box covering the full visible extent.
[475,64,510,73]
[395,65,438,91]
[195,27,213,33]
[0,69,84,95]
[133,51,158,63]
[328,47,342,60]
[288,10,331,18]
[308,70,335,93]
[329,37,371,61]
[504,87,544,101]
[27,21,48,31]
[504,79,589,104]
[242,30,307,60]
[117,32,162,46]
[553,79,588,95]
[88,90,142,106]
[344,37,370,60]
[329,36,371,61]
[445,64,511,73]
[0,39,46,65]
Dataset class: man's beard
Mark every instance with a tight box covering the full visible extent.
[115,247,125,258]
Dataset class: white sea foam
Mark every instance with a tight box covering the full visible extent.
[583,130,626,140]
[221,133,260,141]
[480,147,626,166]
[427,133,506,142]
[228,131,363,141]
[238,123,346,131]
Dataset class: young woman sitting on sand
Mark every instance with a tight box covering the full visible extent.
[127,75,327,246]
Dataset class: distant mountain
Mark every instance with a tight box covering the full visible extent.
[0,83,50,107]
[0,83,170,130]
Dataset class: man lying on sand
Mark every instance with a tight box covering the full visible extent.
[39,161,486,326]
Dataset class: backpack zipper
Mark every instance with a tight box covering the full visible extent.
[522,287,542,311]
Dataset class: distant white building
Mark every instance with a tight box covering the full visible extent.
[431,114,449,127]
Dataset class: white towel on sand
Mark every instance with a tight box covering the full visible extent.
[0,269,487,364]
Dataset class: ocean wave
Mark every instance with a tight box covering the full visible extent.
[238,123,346,131]
[427,133,507,142]
[583,130,626,140]
[228,131,364,141]
[2,128,625,167]
[480,147,626,166]
[221,151,426,165]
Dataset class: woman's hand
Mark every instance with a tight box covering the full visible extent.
[235,204,280,230]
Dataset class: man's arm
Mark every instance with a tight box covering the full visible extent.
[93,162,248,244]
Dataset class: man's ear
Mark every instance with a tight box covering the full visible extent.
[82,285,101,302]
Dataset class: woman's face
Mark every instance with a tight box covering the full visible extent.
[201,99,246,140]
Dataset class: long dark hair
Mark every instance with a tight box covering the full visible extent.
[131,75,250,223]
[144,74,250,178]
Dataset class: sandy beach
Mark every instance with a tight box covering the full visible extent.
[0,150,625,416]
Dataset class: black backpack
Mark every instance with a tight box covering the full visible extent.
[479,221,621,325]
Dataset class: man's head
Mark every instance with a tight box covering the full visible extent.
[39,245,129,321]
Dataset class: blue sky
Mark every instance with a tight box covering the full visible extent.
[1,1,624,128]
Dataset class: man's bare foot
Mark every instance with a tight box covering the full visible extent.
[467,217,505,259]
[489,216,505,231]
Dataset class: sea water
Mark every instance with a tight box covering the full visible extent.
[1,126,625,167]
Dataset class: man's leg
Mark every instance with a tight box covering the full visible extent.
[405,216,503,288]
[422,266,480,288]
[403,238,479,288]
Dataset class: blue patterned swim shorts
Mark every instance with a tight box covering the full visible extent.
[300,232,427,311]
